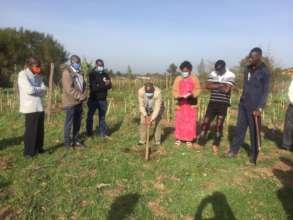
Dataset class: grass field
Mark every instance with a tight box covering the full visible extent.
[0,85,293,220]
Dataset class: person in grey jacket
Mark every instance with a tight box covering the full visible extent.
[18,57,46,157]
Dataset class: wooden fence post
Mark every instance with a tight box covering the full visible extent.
[47,63,54,122]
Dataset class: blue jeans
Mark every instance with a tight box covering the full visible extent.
[64,104,83,145]
[86,99,108,136]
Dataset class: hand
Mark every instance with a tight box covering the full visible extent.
[145,116,152,126]
[80,93,87,101]
[219,84,230,93]
[253,109,262,117]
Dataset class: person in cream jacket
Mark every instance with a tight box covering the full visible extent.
[18,57,46,157]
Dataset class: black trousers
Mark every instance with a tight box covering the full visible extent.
[24,111,45,156]
[282,105,293,149]
[198,102,228,146]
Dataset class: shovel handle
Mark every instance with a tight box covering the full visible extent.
[145,124,150,161]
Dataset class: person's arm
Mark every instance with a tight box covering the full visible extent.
[104,74,112,90]
[191,75,201,98]
[257,69,271,110]
[62,69,84,100]
[138,89,147,117]
[151,90,162,121]
[89,72,98,92]
[206,81,224,90]
[94,74,112,92]
[288,81,293,104]
[36,81,47,97]
[18,72,45,96]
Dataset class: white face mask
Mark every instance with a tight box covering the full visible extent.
[145,92,154,99]
[181,71,189,78]
[96,66,104,72]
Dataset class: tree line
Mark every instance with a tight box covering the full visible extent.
[0,27,289,92]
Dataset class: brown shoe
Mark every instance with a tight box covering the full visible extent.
[212,145,219,155]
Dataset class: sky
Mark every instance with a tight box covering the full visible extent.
[0,0,292,73]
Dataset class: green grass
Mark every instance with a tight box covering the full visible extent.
[1,89,293,219]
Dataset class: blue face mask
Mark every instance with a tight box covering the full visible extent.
[72,63,81,71]
[145,92,154,98]
[181,71,189,78]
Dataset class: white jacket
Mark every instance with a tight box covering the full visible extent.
[18,68,47,113]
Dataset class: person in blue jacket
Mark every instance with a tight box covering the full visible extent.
[228,47,271,164]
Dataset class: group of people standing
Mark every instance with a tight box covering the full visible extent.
[61,55,112,148]
[138,47,273,164]
[18,55,112,157]
[17,47,293,164]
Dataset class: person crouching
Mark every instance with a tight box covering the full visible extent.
[138,82,163,146]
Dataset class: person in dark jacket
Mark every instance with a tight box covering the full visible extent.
[86,59,112,137]
[228,47,271,164]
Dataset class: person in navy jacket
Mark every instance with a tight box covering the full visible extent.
[228,47,271,164]
[86,59,112,137]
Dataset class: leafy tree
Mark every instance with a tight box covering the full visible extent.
[197,58,206,75]
[167,63,177,77]
[0,27,68,87]
[126,65,135,79]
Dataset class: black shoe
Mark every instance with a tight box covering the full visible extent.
[38,149,45,154]
[249,157,257,165]
[280,146,292,151]
[86,132,93,137]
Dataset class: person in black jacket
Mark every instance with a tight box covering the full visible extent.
[228,47,271,164]
[86,59,112,137]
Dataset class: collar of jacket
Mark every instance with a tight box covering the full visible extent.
[68,66,82,76]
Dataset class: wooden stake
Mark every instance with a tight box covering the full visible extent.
[47,63,54,122]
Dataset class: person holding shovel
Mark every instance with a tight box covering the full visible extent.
[228,47,271,164]
[138,82,163,146]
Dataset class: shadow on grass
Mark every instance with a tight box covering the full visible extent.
[0,136,23,150]
[46,143,64,154]
[194,191,236,220]
[0,175,11,188]
[107,193,140,220]
[273,157,293,220]
[262,126,283,148]
[161,126,174,143]
[108,119,124,136]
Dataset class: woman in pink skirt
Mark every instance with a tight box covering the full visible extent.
[172,61,201,147]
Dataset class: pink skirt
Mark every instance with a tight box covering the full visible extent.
[175,104,197,141]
